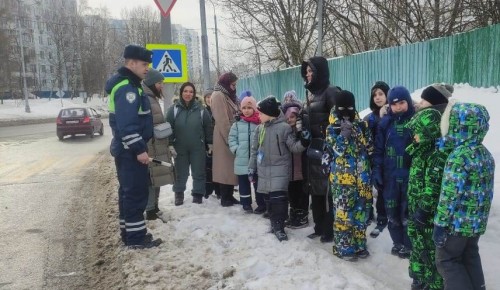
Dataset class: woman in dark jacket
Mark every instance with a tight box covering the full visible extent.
[301,56,340,242]
[166,82,213,205]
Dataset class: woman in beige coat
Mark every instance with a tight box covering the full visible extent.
[142,69,175,220]
[210,72,240,206]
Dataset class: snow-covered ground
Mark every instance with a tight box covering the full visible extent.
[1,84,499,289]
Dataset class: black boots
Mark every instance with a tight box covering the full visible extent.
[272,220,288,241]
[192,194,203,204]
[220,184,239,207]
[175,192,184,206]
[286,209,309,229]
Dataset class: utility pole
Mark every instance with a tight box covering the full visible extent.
[316,0,323,56]
[199,0,211,91]
[161,15,173,109]
[17,0,31,113]
[214,10,220,77]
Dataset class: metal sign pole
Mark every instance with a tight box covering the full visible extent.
[199,0,211,90]
[161,15,174,111]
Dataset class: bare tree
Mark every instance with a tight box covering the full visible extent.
[218,0,318,70]
[45,6,78,94]
[77,4,113,97]
[120,6,161,46]
[0,3,18,101]
[464,0,500,27]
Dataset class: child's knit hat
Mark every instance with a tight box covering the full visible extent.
[388,86,411,104]
[240,96,257,110]
[239,90,252,102]
[257,96,281,117]
[421,83,454,106]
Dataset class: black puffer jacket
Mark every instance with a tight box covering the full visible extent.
[300,56,340,196]
[301,57,339,138]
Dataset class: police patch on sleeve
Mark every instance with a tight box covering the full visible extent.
[126,92,137,103]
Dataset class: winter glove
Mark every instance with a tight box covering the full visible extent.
[373,167,383,191]
[299,130,311,147]
[169,146,177,158]
[207,144,213,155]
[413,208,431,229]
[296,119,303,132]
[248,169,256,184]
[340,119,353,138]
[432,225,447,248]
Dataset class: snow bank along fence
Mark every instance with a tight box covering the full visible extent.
[239,23,500,110]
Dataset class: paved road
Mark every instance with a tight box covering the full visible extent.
[0,122,112,289]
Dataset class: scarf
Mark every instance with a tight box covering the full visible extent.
[241,111,260,125]
[214,83,238,105]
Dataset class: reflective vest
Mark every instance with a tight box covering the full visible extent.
[108,79,148,114]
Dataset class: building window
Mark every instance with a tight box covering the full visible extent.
[39,35,43,45]
[41,65,46,73]
[40,51,44,59]
[48,52,52,60]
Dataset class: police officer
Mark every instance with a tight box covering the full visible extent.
[105,44,162,249]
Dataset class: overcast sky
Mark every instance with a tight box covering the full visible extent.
[83,0,216,31]
[82,0,236,70]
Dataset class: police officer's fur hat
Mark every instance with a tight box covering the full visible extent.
[123,44,153,63]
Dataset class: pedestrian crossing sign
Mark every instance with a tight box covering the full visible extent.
[146,43,188,83]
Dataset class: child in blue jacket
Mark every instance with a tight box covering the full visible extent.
[229,96,264,213]
[373,86,415,258]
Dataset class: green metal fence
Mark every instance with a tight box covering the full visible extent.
[238,24,500,110]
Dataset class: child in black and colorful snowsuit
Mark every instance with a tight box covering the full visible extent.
[248,96,309,241]
[228,96,265,213]
[323,90,373,261]
[282,101,309,228]
[363,81,390,238]
[433,101,495,290]
[373,86,415,258]
[406,84,453,289]
[405,84,453,290]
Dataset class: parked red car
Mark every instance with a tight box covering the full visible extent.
[56,107,104,140]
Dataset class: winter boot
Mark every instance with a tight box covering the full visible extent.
[391,243,403,256]
[253,205,266,214]
[192,194,203,204]
[127,238,163,250]
[398,246,411,259]
[220,185,234,207]
[272,220,288,242]
[370,218,388,238]
[146,210,159,220]
[242,204,253,213]
[174,192,184,206]
[287,209,309,229]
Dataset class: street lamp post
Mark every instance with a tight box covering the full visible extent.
[213,11,220,77]
[17,0,30,113]
[208,0,221,77]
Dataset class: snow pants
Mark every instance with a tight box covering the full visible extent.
[172,145,206,196]
[384,177,411,249]
[332,186,368,257]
